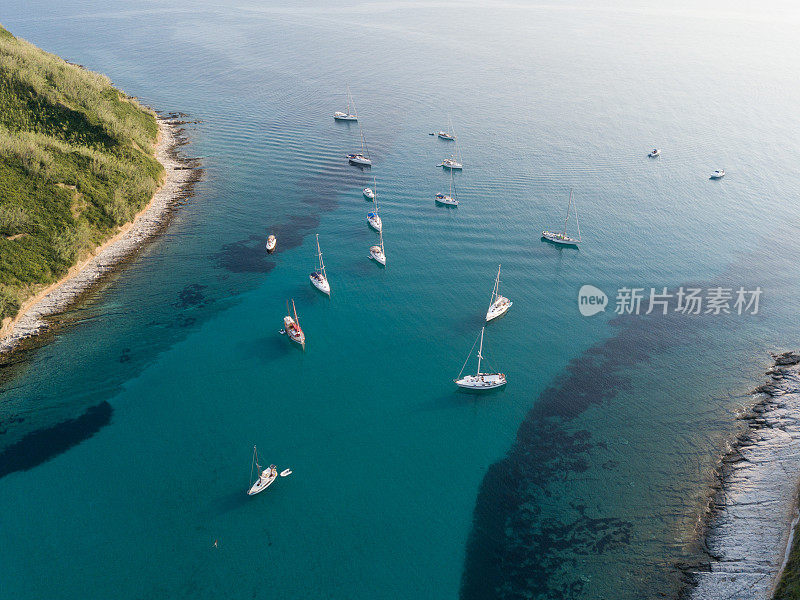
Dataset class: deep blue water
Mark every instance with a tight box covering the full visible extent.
[2,2,800,598]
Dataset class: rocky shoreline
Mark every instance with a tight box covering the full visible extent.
[0,115,201,356]
[688,351,800,600]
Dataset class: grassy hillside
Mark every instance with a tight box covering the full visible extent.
[0,24,163,322]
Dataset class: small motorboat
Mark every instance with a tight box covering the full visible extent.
[710,169,725,179]
[435,193,459,206]
[247,446,278,496]
[648,148,661,158]
[363,187,375,199]
[437,130,455,141]
[367,211,382,232]
[282,299,305,349]
[266,234,276,253]
[347,153,372,166]
[439,157,463,170]
[280,469,293,477]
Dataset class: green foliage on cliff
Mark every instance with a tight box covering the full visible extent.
[0,23,163,320]
[775,523,800,599]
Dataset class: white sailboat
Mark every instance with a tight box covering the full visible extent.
[348,127,372,166]
[435,168,459,206]
[486,264,512,322]
[281,299,305,348]
[439,156,463,170]
[309,234,331,295]
[454,327,506,390]
[438,121,463,169]
[367,181,382,232]
[247,446,278,496]
[437,117,456,140]
[266,234,276,253]
[333,85,358,121]
[542,189,582,246]
[370,228,386,266]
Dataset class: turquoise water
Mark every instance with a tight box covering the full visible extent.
[2,2,800,598]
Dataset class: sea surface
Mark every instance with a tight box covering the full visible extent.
[2,2,800,599]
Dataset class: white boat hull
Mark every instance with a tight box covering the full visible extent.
[454,373,506,390]
[363,188,375,199]
[648,150,661,157]
[541,231,580,245]
[334,113,357,121]
[367,213,382,232]
[486,297,512,321]
[310,273,331,295]
[438,132,455,140]
[247,467,278,495]
[435,194,459,206]
[440,161,463,170]
[370,246,386,265]
[283,316,305,347]
[266,236,276,253]
[710,171,725,179]
[348,154,372,166]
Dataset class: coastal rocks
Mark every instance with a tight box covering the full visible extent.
[689,353,800,600]
[0,118,201,356]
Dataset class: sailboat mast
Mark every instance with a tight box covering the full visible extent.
[292,299,299,326]
[316,234,326,278]
[476,328,484,374]
[492,265,501,303]
[449,168,453,196]
[574,195,582,242]
[562,188,573,236]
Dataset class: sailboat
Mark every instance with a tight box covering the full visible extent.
[439,155,463,170]
[454,327,506,389]
[542,189,582,246]
[333,86,358,121]
[309,234,331,295]
[435,168,460,206]
[437,117,456,140]
[367,180,382,232]
[438,121,463,169]
[281,299,305,348]
[369,228,386,266]
[486,265,512,321]
[347,126,372,166]
[247,445,278,496]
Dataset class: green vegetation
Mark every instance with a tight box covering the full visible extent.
[775,521,800,599]
[0,23,163,321]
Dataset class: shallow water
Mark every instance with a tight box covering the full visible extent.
[2,2,800,598]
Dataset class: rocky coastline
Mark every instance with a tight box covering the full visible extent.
[688,351,800,599]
